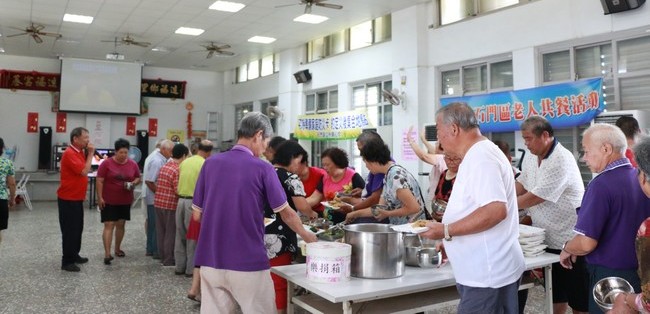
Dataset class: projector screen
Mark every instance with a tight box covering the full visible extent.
[59,58,142,115]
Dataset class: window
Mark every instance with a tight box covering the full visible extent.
[440,58,513,97]
[542,50,571,82]
[261,55,274,76]
[237,64,247,83]
[439,0,527,25]
[234,53,279,83]
[247,60,260,80]
[260,99,278,133]
[234,103,253,135]
[306,15,391,63]
[304,89,340,167]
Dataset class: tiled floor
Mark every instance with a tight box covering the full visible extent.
[0,201,556,313]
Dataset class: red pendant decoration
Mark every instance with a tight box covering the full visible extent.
[27,112,39,133]
[148,118,158,137]
[126,116,136,136]
[56,112,67,133]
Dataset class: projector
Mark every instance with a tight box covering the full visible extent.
[106,53,125,60]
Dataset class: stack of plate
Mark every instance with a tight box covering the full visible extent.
[519,224,547,257]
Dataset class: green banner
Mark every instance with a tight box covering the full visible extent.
[294,109,372,141]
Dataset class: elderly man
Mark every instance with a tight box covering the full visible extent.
[192,112,317,313]
[421,102,524,313]
[144,139,173,259]
[516,116,588,314]
[560,124,650,313]
[175,140,213,277]
[57,127,94,272]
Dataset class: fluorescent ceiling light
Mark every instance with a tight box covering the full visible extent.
[151,47,169,52]
[293,14,328,24]
[248,36,276,44]
[0,48,5,53]
[209,1,245,12]
[63,13,94,24]
[175,27,205,36]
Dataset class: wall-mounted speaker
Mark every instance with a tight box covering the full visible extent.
[38,126,53,170]
[600,0,646,14]
[293,69,312,84]
[136,130,149,170]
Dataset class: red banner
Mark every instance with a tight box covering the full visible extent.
[1,70,59,91]
[148,118,158,137]
[27,112,39,133]
[56,112,67,133]
[126,116,136,136]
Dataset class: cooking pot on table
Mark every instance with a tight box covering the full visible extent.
[344,223,404,279]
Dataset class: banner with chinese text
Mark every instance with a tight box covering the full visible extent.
[141,79,186,99]
[1,70,59,91]
[294,109,372,140]
[440,78,604,133]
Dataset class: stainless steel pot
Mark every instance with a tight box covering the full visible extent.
[344,223,404,279]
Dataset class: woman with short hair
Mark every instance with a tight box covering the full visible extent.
[96,138,141,264]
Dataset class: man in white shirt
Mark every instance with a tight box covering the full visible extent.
[516,116,588,314]
[421,102,525,314]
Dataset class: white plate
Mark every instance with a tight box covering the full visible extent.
[391,223,429,234]
[264,218,275,227]
[519,224,546,237]
[303,224,326,235]
[518,235,545,244]
[320,201,351,210]
[521,243,547,251]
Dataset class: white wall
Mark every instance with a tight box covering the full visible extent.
[0,55,223,171]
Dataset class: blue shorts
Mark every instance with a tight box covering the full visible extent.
[456,280,520,314]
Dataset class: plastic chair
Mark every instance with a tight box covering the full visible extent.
[132,186,143,207]
[15,174,32,210]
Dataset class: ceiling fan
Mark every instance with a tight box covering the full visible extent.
[6,23,62,44]
[101,34,151,48]
[276,0,343,14]
[190,42,235,59]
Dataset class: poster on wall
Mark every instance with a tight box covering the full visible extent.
[401,129,418,161]
[293,109,372,140]
[440,78,605,133]
[86,115,111,148]
[167,129,185,143]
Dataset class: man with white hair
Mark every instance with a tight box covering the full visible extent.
[560,124,650,313]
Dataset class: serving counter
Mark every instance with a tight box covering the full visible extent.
[272,252,558,314]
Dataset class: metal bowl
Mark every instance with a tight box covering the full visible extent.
[593,277,635,312]
[432,199,448,215]
[416,248,441,268]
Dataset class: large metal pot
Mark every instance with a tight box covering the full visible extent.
[343,223,405,279]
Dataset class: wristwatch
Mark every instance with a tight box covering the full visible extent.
[443,224,452,241]
[562,241,569,252]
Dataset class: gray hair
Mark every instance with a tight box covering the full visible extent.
[159,139,174,150]
[154,138,165,149]
[70,127,89,143]
[237,112,274,139]
[633,135,650,183]
[521,116,554,137]
[582,123,627,155]
[435,102,479,131]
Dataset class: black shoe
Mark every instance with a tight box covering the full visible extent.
[175,271,185,276]
[61,264,81,272]
[185,273,193,278]
[75,257,89,264]
[104,256,114,265]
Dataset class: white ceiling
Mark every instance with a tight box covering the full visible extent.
[0,0,426,72]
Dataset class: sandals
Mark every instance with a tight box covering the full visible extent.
[187,294,201,303]
[115,250,126,257]
[104,256,114,265]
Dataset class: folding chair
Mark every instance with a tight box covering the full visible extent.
[15,174,32,210]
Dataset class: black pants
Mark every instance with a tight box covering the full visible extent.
[58,198,84,266]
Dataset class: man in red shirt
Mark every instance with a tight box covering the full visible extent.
[57,127,94,272]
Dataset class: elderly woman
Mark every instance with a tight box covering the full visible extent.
[345,139,428,224]
[265,140,317,314]
[307,147,365,223]
[431,154,461,222]
[96,138,141,265]
[560,124,650,313]
[610,136,650,313]
[0,138,16,244]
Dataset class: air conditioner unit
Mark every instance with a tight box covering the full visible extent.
[423,124,437,142]
[594,110,650,133]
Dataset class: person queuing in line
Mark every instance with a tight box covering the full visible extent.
[96,138,141,265]
[296,154,326,214]
[0,137,16,244]
[338,130,389,224]
[560,124,650,313]
[616,116,642,168]
[611,135,650,313]
[345,139,428,225]
[176,140,213,278]
[430,154,461,222]
[57,127,95,272]
[262,135,286,163]
[142,138,164,258]
[265,140,318,314]
[420,102,525,313]
[186,209,202,302]
[406,125,447,208]
[515,116,588,314]
[144,139,173,260]
[191,112,317,313]
[154,143,189,267]
[306,147,365,224]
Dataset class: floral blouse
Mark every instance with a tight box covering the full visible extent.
[0,157,15,200]
[382,164,427,225]
[264,167,306,259]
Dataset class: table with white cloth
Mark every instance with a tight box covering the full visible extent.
[271,252,558,314]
